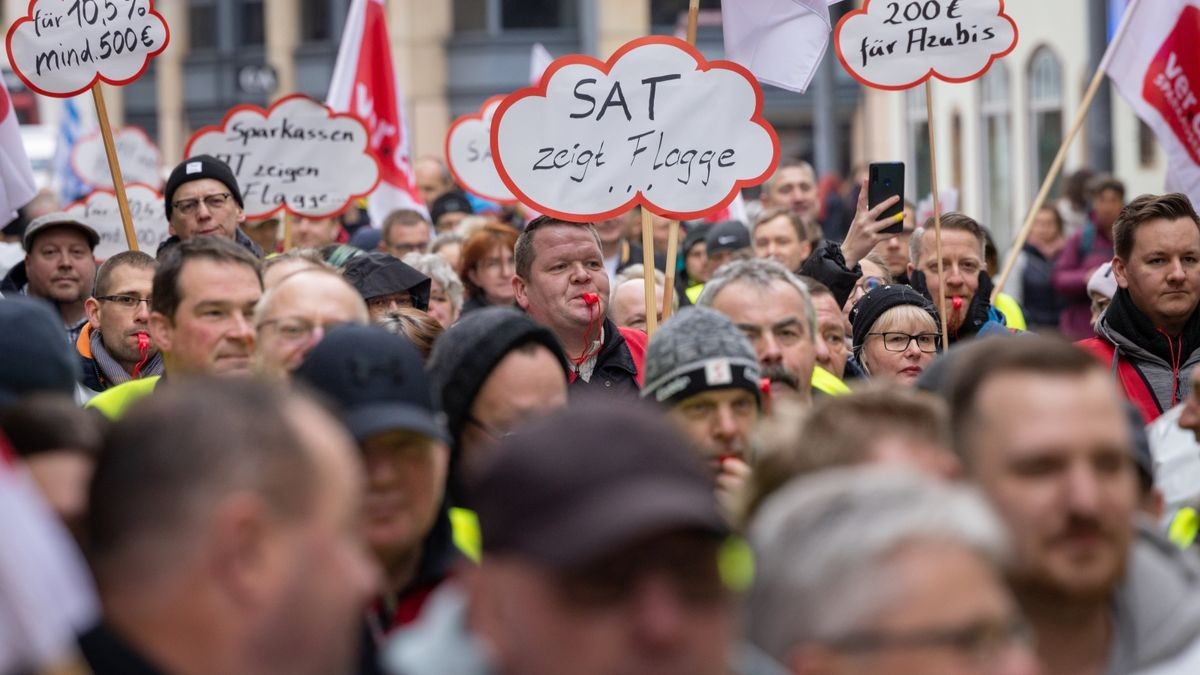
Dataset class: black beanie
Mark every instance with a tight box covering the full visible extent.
[849,284,939,355]
[164,155,245,218]
[426,307,569,459]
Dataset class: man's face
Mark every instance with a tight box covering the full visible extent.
[426,279,458,328]
[366,291,414,322]
[753,215,811,272]
[460,345,569,481]
[812,543,1037,675]
[872,206,916,278]
[360,430,449,568]
[685,241,708,282]
[909,229,983,332]
[255,273,368,377]
[594,216,625,248]
[150,259,262,376]
[415,159,451,208]
[667,388,759,469]
[25,227,95,306]
[1112,217,1200,334]
[968,371,1137,601]
[710,279,815,400]
[256,401,380,675]
[811,292,848,379]
[610,279,664,333]
[763,165,818,221]
[383,221,432,258]
[86,264,155,365]
[514,225,610,336]
[704,249,735,279]
[473,531,733,675]
[651,215,678,253]
[168,178,245,241]
[1092,188,1124,232]
[290,216,341,249]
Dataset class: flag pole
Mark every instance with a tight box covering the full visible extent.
[925,80,949,346]
[991,0,1140,300]
[90,85,138,251]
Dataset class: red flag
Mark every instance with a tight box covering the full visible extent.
[327,0,425,225]
[0,82,37,222]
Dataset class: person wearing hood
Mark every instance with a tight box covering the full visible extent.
[294,325,456,675]
[1078,193,1200,424]
[343,251,432,323]
[156,155,264,259]
[1,212,100,344]
[849,284,941,386]
[947,335,1200,675]
[908,212,1010,345]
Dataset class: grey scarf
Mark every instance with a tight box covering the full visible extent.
[89,329,164,386]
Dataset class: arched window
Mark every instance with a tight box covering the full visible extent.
[979,62,1012,240]
[1028,47,1064,197]
[907,88,930,200]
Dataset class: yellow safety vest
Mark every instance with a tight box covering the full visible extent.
[86,376,161,420]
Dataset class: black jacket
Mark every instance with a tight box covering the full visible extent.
[0,258,27,294]
[799,240,861,308]
[569,318,643,397]
[154,228,264,259]
[79,622,170,675]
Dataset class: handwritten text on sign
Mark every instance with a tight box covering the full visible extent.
[834,0,1017,90]
[491,36,779,222]
[66,183,168,259]
[185,95,381,219]
[445,96,516,204]
[72,125,162,189]
[5,0,170,97]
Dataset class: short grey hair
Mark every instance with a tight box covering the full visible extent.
[696,257,816,340]
[403,252,465,316]
[746,468,1008,663]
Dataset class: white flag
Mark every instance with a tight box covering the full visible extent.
[721,0,842,94]
[530,43,554,85]
[1105,0,1200,206]
[0,83,37,223]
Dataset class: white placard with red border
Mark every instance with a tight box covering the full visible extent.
[491,36,780,222]
[5,0,169,98]
[66,183,167,258]
[71,125,162,189]
[445,96,517,205]
[184,94,381,219]
[834,0,1017,91]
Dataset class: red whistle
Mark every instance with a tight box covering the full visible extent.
[951,296,964,311]
[131,333,151,379]
[136,333,150,352]
[582,292,599,306]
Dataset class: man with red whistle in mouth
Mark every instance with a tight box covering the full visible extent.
[642,305,763,515]
[907,212,1010,344]
[77,251,164,401]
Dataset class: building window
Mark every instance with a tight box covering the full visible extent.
[979,62,1012,237]
[240,0,265,46]
[301,0,333,42]
[189,1,217,51]
[454,0,577,33]
[1139,120,1157,167]
[1028,47,1064,198]
[907,88,930,202]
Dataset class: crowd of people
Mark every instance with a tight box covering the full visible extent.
[3,148,1200,675]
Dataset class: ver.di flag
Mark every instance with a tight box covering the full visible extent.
[1105,0,1200,205]
[326,0,425,225]
[0,82,36,222]
[721,0,844,94]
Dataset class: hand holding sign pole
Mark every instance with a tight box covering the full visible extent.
[835,0,1016,343]
[6,0,170,252]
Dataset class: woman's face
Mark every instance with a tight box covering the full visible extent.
[468,242,516,304]
[861,312,939,386]
[1030,209,1062,247]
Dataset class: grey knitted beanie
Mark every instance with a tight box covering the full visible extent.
[641,306,762,407]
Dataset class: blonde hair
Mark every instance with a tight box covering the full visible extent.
[859,304,938,374]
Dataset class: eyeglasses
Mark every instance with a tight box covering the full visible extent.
[868,332,941,353]
[479,254,515,273]
[257,317,349,342]
[828,617,1034,664]
[96,294,152,309]
[172,192,233,216]
[856,276,885,294]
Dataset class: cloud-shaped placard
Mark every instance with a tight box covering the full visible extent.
[835,0,1017,90]
[185,95,381,219]
[492,36,779,222]
[66,183,167,259]
[6,0,170,98]
[445,96,516,205]
[71,125,162,189]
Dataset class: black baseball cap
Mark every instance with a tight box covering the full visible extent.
[342,251,432,311]
[430,192,473,225]
[705,220,750,254]
[468,398,728,568]
[293,325,447,443]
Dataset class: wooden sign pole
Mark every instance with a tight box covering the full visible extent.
[925,81,949,346]
[91,85,138,251]
[640,208,658,336]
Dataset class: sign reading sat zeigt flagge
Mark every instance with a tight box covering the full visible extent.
[185,95,380,219]
[491,36,779,221]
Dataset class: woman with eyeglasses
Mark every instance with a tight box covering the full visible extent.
[849,284,942,386]
[458,222,520,316]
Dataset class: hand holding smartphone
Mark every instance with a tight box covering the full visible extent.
[868,162,906,235]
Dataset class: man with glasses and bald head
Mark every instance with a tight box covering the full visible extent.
[157,155,265,258]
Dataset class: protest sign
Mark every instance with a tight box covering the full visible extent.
[185,94,380,219]
[834,0,1017,90]
[66,183,167,258]
[5,0,169,98]
[491,35,779,223]
[445,96,516,205]
[71,125,161,189]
